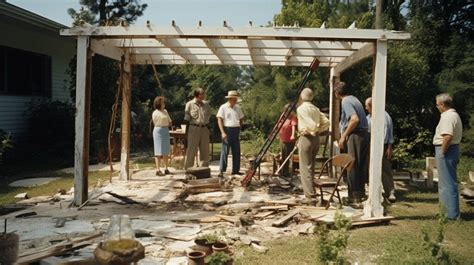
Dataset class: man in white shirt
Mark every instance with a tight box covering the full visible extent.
[216,90,244,177]
[433,93,463,220]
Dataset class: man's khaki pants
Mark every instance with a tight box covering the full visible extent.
[298,135,320,198]
[184,125,210,169]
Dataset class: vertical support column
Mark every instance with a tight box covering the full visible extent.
[330,72,341,152]
[120,53,132,180]
[364,39,387,218]
[74,36,91,205]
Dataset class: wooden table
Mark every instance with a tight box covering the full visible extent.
[170,130,186,157]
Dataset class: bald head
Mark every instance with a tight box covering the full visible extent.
[365,97,372,114]
[301,88,313,102]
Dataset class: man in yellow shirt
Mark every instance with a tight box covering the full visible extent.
[296,88,330,204]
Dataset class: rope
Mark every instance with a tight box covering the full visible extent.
[148,55,164,95]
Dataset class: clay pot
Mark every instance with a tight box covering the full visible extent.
[212,242,229,253]
[94,239,145,265]
[0,233,19,265]
[187,251,206,265]
[194,239,213,255]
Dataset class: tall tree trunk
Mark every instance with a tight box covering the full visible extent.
[99,0,107,24]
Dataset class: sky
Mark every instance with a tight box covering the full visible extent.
[8,0,282,27]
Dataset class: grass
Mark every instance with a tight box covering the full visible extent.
[235,186,474,264]
[0,171,110,206]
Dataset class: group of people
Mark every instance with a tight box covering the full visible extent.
[149,89,244,177]
[149,84,463,220]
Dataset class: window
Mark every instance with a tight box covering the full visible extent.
[0,45,52,97]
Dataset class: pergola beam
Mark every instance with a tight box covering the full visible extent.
[334,43,374,74]
[156,38,192,63]
[246,39,257,65]
[284,48,293,65]
[90,39,123,61]
[203,39,224,64]
[61,26,410,41]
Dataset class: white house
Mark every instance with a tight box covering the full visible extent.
[0,0,75,140]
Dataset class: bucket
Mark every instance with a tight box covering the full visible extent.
[0,233,19,264]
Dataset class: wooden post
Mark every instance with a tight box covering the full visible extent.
[120,53,132,180]
[364,39,387,218]
[74,36,91,205]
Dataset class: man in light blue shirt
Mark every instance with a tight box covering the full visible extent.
[334,82,369,204]
[365,97,396,202]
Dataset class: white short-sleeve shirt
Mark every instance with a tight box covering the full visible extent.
[433,108,463,145]
[152,109,172,127]
[216,102,244,127]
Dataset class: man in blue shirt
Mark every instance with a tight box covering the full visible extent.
[334,82,369,204]
[365,97,396,202]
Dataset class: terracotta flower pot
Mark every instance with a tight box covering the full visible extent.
[187,251,206,265]
[212,242,229,253]
[194,239,213,255]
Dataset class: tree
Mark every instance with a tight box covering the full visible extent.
[68,0,147,25]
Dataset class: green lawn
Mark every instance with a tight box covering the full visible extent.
[235,176,474,264]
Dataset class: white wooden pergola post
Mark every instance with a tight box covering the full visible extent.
[364,39,388,218]
[74,36,91,205]
[120,52,132,180]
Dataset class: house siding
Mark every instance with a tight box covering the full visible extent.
[0,17,75,141]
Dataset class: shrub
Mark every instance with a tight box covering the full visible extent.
[207,251,232,265]
[421,205,456,264]
[315,211,351,264]
[26,100,75,157]
[0,130,13,164]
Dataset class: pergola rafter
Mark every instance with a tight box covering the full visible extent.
[61,24,409,219]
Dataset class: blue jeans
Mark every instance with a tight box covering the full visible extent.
[435,145,460,220]
[219,127,241,174]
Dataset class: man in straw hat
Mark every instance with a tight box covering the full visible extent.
[217,90,244,177]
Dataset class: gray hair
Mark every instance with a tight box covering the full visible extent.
[436,93,453,108]
[365,97,372,107]
[300,88,313,101]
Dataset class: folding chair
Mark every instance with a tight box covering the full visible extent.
[313,154,354,209]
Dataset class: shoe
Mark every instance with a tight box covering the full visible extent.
[388,191,396,202]
[232,171,244,175]
[300,197,317,206]
[156,170,164,176]
[164,169,172,175]
[217,172,224,178]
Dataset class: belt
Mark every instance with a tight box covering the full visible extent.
[190,124,208,128]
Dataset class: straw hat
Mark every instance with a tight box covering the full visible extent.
[225,90,240,99]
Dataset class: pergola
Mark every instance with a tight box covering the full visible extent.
[60,24,410,218]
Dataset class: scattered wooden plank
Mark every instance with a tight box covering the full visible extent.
[199,216,222,223]
[17,233,103,264]
[461,188,474,199]
[105,192,141,204]
[265,199,298,206]
[272,210,299,227]
[254,211,276,219]
[260,205,288,211]
[296,223,314,234]
[165,234,196,241]
[351,216,394,226]
[14,193,28,199]
[251,242,268,253]
[216,214,239,224]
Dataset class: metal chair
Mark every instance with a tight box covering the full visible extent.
[313,153,354,209]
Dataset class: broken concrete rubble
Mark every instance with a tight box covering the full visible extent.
[2,159,393,264]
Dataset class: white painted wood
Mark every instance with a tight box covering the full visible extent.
[90,39,123,61]
[334,43,374,74]
[156,38,192,63]
[60,26,411,41]
[246,39,257,65]
[203,39,224,64]
[74,36,89,205]
[110,39,368,50]
[120,53,132,180]
[364,39,387,218]
[132,58,337,67]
